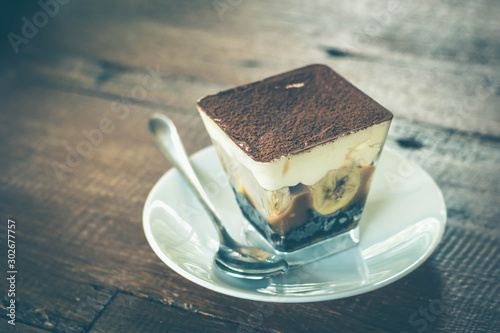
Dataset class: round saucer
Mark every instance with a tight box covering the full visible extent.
[143,146,446,303]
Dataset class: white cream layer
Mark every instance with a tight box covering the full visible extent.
[199,110,391,191]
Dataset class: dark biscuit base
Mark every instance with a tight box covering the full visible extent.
[234,189,363,252]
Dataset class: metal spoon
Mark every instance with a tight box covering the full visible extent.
[148,114,288,279]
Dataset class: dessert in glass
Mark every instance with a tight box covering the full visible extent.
[197,64,393,258]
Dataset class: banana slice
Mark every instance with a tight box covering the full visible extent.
[233,163,291,217]
[312,166,361,215]
[267,187,291,216]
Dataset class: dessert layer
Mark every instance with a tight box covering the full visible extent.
[200,111,390,191]
[234,188,363,252]
[197,64,393,163]
[264,165,374,234]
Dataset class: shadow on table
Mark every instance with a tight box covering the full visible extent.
[0,2,39,54]
[350,262,448,332]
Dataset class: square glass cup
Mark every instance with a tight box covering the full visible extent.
[199,112,391,260]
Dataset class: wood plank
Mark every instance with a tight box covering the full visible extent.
[3,0,499,136]
[25,0,500,69]
[0,262,115,332]
[0,321,52,333]
[89,293,271,333]
[6,50,500,143]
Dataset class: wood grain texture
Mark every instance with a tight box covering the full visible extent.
[1,322,52,333]
[0,0,499,332]
[18,0,500,136]
[0,84,498,332]
[89,293,271,333]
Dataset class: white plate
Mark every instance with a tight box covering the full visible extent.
[143,147,446,303]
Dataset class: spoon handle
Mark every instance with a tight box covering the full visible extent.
[148,114,228,242]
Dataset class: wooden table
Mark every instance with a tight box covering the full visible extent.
[1,1,499,332]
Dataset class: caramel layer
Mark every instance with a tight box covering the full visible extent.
[266,165,375,234]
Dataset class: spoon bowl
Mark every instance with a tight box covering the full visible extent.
[148,113,289,280]
[214,244,288,279]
